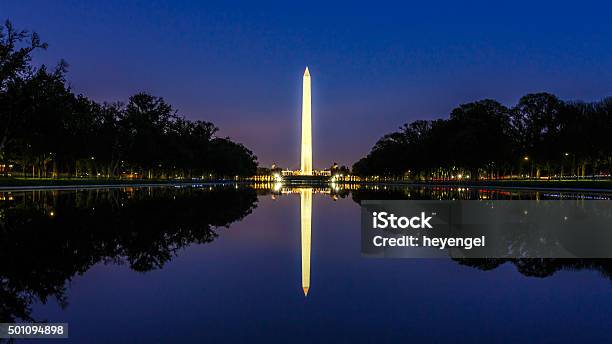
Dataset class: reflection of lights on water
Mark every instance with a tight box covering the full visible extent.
[273,182,282,192]
[300,189,312,296]
[543,193,611,200]
[330,182,339,192]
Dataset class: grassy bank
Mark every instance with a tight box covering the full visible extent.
[2,177,612,191]
[0,177,230,188]
[383,179,612,191]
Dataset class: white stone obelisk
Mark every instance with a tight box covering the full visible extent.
[300,67,313,175]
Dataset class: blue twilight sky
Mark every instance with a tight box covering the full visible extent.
[2,1,612,168]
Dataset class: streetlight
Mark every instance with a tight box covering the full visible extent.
[561,153,570,179]
[523,156,531,179]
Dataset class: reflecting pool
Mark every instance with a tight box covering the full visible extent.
[1,184,612,343]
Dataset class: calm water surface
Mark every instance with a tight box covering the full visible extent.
[2,184,612,343]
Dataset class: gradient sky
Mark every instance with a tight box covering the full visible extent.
[3,1,612,168]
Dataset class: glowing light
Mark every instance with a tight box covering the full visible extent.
[523,156,529,161]
[273,182,282,192]
[331,182,339,191]
[300,189,312,296]
[300,67,312,175]
[273,173,282,182]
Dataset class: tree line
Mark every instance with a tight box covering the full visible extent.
[0,20,257,179]
[353,93,612,180]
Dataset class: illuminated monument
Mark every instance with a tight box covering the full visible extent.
[300,68,313,296]
[301,67,313,175]
[281,67,331,182]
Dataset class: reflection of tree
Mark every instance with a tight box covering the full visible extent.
[0,186,257,322]
[350,186,539,203]
[455,259,612,280]
[352,186,612,284]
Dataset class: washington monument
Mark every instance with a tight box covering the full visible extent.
[300,67,313,297]
[300,67,312,175]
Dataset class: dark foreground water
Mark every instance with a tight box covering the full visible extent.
[1,184,612,343]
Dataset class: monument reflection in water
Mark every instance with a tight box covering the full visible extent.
[4,183,612,339]
[280,183,612,297]
[269,183,344,297]
[283,184,348,297]
[300,188,311,296]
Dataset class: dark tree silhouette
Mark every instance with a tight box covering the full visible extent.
[0,186,258,322]
[455,258,612,281]
[0,19,48,158]
[0,20,258,179]
[353,95,612,180]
